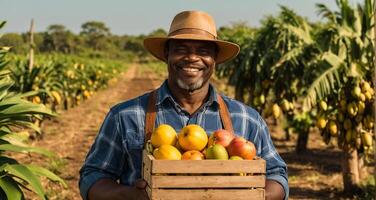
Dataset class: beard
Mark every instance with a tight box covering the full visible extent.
[176,77,204,92]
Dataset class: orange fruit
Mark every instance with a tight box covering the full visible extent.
[181,150,204,160]
[151,124,177,148]
[153,145,181,160]
[178,124,208,151]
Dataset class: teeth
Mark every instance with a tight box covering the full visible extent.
[182,68,199,72]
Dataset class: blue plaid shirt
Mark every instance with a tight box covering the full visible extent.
[79,80,289,199]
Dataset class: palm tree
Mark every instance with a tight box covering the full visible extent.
[303,0,375,192]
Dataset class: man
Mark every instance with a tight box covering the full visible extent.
[79,10,288,200]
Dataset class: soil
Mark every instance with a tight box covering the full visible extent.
[23,64,371,200]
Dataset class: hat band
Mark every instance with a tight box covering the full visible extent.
[168,28,217,39]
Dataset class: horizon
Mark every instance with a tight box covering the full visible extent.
[1,0,363,36]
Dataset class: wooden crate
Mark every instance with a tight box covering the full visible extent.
[142,150,266,200]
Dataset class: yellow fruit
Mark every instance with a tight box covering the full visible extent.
[361,132,373,147]
[357,101,365,114]
[328,121,338,136]
[178,124,208,151]
[316,117,327,129]
[32,96,41,104]
[259,94,265,104]
[359,93,366,102]
[51,91,61,105]
[289,102,294,110]
[361,81,371,92]
[272,104,281,118]
[347,102,358,117]
[280,99,290,112]
[351,86,361,98]
[364,91,372,101]
[83,90,91,98]
[153,145,181,160]
[319,101,328,111]
[363,116,374,129]
[151,124,177,148]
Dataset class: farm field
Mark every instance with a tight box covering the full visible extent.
[14,63,371,200]
[0,0,374,199]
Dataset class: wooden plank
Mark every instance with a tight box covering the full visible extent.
[145,186,152,200]
[150,188,265,200]
[150,175,265,188]
[143,150,152,186]
[151,159,266,174]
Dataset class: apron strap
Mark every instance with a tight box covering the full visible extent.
[217,94,234,134]
[144,90,234,144]
[144,90,157,144]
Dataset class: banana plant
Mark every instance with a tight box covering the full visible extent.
[0,25,66,199]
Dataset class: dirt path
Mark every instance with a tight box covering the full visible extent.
[29,64,164,199]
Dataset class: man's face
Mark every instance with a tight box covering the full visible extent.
[166,39,217,92]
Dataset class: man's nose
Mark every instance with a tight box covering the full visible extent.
[186,51,200,62]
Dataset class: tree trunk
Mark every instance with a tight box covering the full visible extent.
[357,156,368,181]
[342,146,360,193]
[296,130,309,154]
[28,19,34,72]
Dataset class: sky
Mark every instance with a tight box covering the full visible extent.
[0,0,364,35]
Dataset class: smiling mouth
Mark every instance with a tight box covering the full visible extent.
[180,67,203,72]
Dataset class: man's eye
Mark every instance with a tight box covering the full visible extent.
[175,48,187,53]
[199,49,211,55]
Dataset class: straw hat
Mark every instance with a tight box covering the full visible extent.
[144,10,240,64]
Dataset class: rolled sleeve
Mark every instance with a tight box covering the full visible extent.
[267,173,289,200]
[79,109,127,200]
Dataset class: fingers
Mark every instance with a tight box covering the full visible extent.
[134,179,147,189]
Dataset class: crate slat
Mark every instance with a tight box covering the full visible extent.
[151,159,265,174]
[150,175,265,188]
[147,188,265,200]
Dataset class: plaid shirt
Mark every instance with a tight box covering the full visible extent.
[79,80,289,199]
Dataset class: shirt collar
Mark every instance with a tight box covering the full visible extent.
[156,80,219,107]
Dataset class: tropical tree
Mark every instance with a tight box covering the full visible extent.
[303,0,375,192]
[80,21,111,50]
[42,24,75,53]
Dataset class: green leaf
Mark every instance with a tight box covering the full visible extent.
[303,59,344,110]
[26,165,67,188]
[322,51,345,68]
[0,144,55,157]
[0,176,23,200]
[2,164,46,200]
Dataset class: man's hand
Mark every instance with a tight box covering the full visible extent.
[88,178,148,200]
[265,179,285,200]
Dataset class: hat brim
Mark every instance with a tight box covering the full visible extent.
[143,35,240,64]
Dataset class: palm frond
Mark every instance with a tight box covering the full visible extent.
[316,3,337,23]
[303,52,345,110]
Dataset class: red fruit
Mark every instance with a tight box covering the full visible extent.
[208,129,234,148]
[227,137,256,160]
